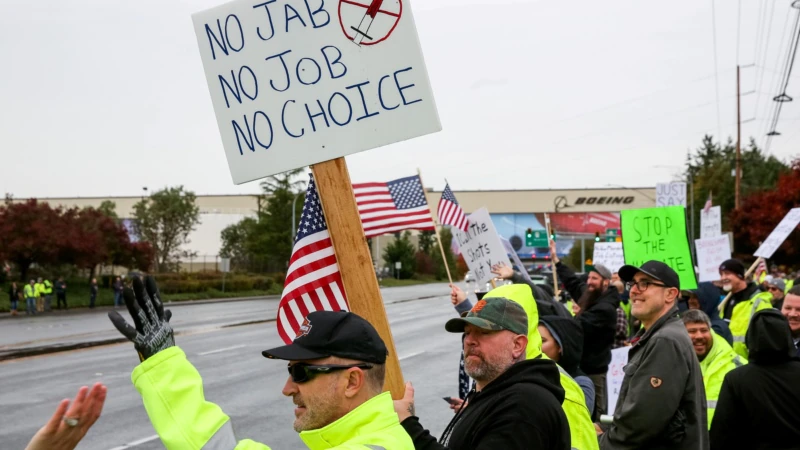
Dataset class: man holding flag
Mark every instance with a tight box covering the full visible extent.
[105,176,415,450]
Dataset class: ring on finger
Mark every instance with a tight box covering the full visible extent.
[63,417,79,427]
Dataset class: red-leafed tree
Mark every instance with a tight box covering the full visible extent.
[730,158,800,264]
[0,200,66,280]
[0,199,155,280]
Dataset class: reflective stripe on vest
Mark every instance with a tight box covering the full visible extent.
[365,446,387,450]
[733,336,745,343]
[202,420,237,450]
[707,400,717,409]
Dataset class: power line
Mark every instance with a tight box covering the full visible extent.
[759,8,794,149]
[753,0,775,120]
[765,8,800,154]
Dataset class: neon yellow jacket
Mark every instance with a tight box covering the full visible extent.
[786,279,795,295]
[43,280,52,295]
[131,346,414,450]
[699,331,746,428]
[485,284,599,450]
[24,284,35,298]
[722,291,773,358]
[34,282,45,297]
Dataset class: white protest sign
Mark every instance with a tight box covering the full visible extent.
[700,206,722,239]
[592,242,625,274]
[500,236,533,284]
[192,0,441,184]
[754,208,800,258]
[695,235,732,282]
[656,182,687,207]
[453,208,512,286]
[606,346,630,416]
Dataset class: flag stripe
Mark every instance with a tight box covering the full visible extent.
[277,175,349,344]
[353,175,435,238]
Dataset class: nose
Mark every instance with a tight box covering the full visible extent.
[282,376,298,397]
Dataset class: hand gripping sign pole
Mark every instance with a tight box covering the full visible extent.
[717,257,763,313]
[313,159,404,398]
[417,169,453,284]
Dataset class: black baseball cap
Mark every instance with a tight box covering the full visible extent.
[262,310,388,364]
[619,261,680,290]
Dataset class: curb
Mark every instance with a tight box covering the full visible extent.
[0,294,280,321]
[0,294,445,362]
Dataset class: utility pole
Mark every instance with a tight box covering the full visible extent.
[735,64,741,209]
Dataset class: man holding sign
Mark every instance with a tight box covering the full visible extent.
[718,259,773,359]
[108,276,414,450]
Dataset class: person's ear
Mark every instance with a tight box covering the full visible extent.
[343,368,366,399]
[513,334,528,359]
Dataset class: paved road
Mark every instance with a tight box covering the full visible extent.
[0,283,466,449]
[0,283,452,356]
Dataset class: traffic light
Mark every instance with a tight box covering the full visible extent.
[550,230,557,241]
[526,228,533,238]
[594,231,601,242]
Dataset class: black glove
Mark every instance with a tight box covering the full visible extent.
[108,275,174,362]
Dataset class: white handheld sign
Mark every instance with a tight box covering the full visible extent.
[695,235,732,282]
[754,208,800,259]
[606,346,630,416]
[700,206,721,239]
[453,208,512,286]
[192,0,441,184]
[656,182,687,207]
[592,242,625,274]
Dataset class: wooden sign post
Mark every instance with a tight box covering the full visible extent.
[544,213,560,298]
[313,158,404,398]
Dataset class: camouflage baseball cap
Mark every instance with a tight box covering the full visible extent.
[445,297,528,336]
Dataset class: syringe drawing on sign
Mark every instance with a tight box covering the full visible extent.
[350,0,383,45]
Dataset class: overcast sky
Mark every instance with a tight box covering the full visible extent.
[2,0,798,198]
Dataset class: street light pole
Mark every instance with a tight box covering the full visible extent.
[291,192,303,243]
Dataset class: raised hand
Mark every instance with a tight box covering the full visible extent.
[25,383,107,450]
[109,275,174,362]
[490,262,513,280]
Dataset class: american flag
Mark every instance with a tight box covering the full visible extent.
[277,175,349,344]
[437,184,470,232]
[353,175,435,238]
[703,191,713,214]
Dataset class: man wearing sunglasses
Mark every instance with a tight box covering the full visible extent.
[107,275,414,450]
[597,261,708,450]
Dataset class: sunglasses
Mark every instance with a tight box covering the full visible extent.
[287,363,373,383]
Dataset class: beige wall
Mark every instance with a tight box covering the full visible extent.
[20,187,655,218]
[432,187,656,214]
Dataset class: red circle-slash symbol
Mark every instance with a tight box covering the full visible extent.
[338,0,402,46]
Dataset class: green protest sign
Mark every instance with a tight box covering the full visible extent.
[621,206,697,290]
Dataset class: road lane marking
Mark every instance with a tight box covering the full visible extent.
[108,434,159,449]
[399,351,425,360]
[198,344,247,356]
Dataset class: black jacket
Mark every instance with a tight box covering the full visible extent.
[710,310,800,450]
[556,261,620,374]
[401,358,570,450]
[600,307,708,450]
[509,271,572,318]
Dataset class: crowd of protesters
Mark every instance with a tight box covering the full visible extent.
[6,276,124,316]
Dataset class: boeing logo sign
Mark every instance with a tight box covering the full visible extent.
[574,196,635,205]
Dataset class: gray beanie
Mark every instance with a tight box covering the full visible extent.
[771,279,786,292]
[588,263,612,280]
